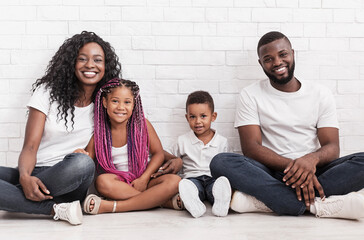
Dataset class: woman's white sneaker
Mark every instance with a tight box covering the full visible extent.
[53,200,83,225]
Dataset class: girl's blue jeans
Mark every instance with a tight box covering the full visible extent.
[210,152,364,216]
[0,153,95,215]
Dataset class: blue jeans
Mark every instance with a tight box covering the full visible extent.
[0,153,95,215]
[187,175,216,205]
[210,152,364,216]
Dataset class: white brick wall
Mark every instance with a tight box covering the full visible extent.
[1,1,364,166]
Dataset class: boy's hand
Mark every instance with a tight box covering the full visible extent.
[151,157,182,178]
[73,148,89,156]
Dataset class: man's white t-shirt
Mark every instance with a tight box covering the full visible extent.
[169,130,229,179]
[234,79,339,160]
[27,85,94,167]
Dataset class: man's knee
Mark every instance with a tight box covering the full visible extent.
[210,153,240,178]
[210,153,228,173]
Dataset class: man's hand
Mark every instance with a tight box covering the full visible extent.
[283,154,318,188]
[19,175,53,201]
[295,175,325,207]
[151,157,182,178]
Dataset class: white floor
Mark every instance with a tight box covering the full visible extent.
[1,205,364,240]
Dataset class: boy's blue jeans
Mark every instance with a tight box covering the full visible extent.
[210,152,364,216]
[0,153,95,215]
[187,175,216,205]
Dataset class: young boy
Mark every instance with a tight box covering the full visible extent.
[166,91,231,218]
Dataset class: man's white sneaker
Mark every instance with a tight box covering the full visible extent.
[212,176,231,217]
[179,179,206,218]
[53,200,83,225]
[230,191,272,213]
[313,192,364,220]
[358,188,364,196]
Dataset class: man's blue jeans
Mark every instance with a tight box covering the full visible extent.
[210,152,364,216]
[187,175,216,205]
[0,153,95,215]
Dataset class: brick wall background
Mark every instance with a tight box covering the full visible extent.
[1,0,364,167]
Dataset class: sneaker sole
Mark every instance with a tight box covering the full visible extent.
[212,176,231,217]
[179,179,206,218]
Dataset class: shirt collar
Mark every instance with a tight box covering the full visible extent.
[188,129,218,147]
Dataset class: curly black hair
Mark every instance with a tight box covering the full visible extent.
[32,31,121,129]
[186,90,214,113]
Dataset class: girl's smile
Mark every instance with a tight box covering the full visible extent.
[103,86,134,126]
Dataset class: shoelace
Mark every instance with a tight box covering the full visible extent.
[251,196,271,212]
[316,198,343,217]
[53,204,68,221]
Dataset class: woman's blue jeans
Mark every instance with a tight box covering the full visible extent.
[210,152,364,216]
[0,153,95,215]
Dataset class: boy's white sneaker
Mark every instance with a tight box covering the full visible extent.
[179,179,206,218]
[53,200,83,225]
[313,192,364,220]
[230,191,272,213]
[212,176,231,217]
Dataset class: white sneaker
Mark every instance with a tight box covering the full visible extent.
[53,200,83,225]
[313,192,364,220]
[179,179,206,218]
[212,176,231,217]
[358,188,364,196]
[230,191,272,213]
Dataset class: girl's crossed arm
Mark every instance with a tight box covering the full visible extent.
[131,119,164,191]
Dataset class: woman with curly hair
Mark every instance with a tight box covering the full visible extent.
[0,31,121,225]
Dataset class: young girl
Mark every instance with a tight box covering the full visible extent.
[0,31,121,225]
[80,78,181,214]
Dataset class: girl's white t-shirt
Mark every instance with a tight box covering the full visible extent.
[27,85,94,167]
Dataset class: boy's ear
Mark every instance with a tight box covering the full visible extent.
[212,112,217,122]
[185,113,188,121]
[102,97,107,108]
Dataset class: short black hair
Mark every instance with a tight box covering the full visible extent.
[257,31,291,56]
[186,90,214,112]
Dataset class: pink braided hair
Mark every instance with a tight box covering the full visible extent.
[94,78,149,184]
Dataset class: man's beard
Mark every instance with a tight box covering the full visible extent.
[264,61,295,85]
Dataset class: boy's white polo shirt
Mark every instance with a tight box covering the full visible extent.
[169,129,228,179]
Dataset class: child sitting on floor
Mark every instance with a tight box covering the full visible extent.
[165,90,232,218]
[76,78,181,214]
